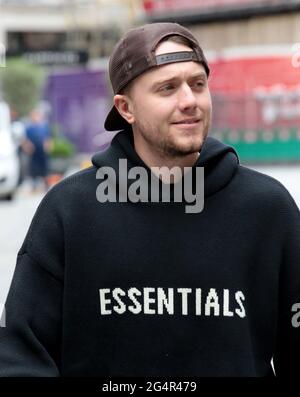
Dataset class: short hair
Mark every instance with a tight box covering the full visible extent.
[158,34,193,49]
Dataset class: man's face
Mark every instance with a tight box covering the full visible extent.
[122,40,212,158]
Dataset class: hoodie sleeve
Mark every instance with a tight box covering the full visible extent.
[273,191,300,377]
[0,188,65,377]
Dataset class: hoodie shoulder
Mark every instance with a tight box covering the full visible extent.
[48,166,97,195]
[237,164,291,193]
[29,166,99,215]
[235,164,299,213]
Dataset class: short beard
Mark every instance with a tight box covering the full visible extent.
[134,118,209,159]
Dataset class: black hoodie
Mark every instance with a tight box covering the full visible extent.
[0,130,300,377]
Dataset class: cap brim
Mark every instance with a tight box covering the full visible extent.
[104,105,131,131]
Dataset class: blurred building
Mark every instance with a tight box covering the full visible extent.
[0,0,145,154]
[0,0,144,66]
[143,0,300,50]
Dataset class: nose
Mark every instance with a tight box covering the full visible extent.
[177,83,197,112]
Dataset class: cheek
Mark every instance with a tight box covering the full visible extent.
[199,95,212,115]
[145,101,172,122]
[135,99,156,117]
[155,99,177,120]
[134,95,177,125]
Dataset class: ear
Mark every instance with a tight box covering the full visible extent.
[114,95,135,125]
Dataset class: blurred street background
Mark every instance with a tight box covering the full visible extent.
[1,0,300,304]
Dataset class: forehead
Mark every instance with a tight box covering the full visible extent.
[134,60,207,90]
[129,40,207,91]
[154,40,192,56]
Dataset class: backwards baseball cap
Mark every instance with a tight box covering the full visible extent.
[105,22,210,131]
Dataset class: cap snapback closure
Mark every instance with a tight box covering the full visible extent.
[155,51,199,66]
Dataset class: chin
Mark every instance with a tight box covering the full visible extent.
[165,141,200,157]
[177,135,203,151]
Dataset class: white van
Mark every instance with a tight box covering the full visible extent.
[0,101,20,200]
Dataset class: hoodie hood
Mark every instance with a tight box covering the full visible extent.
[92,129,239,199]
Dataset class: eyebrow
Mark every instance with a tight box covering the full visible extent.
[151,72,207,90]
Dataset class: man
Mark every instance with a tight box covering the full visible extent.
[0,22,299,377]
[22,108,51,192]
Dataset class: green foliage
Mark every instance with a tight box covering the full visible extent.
[50,135,76,158]
[49,124,76,158]
[0,58,45,117]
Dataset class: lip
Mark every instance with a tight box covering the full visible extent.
[173,118,200,124]
[172,118,201,128]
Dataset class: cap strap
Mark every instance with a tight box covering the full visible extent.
[155,51,199,65]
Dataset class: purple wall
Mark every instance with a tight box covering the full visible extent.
[44,69,114,153]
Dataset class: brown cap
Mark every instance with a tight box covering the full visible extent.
[105,22,210,131]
